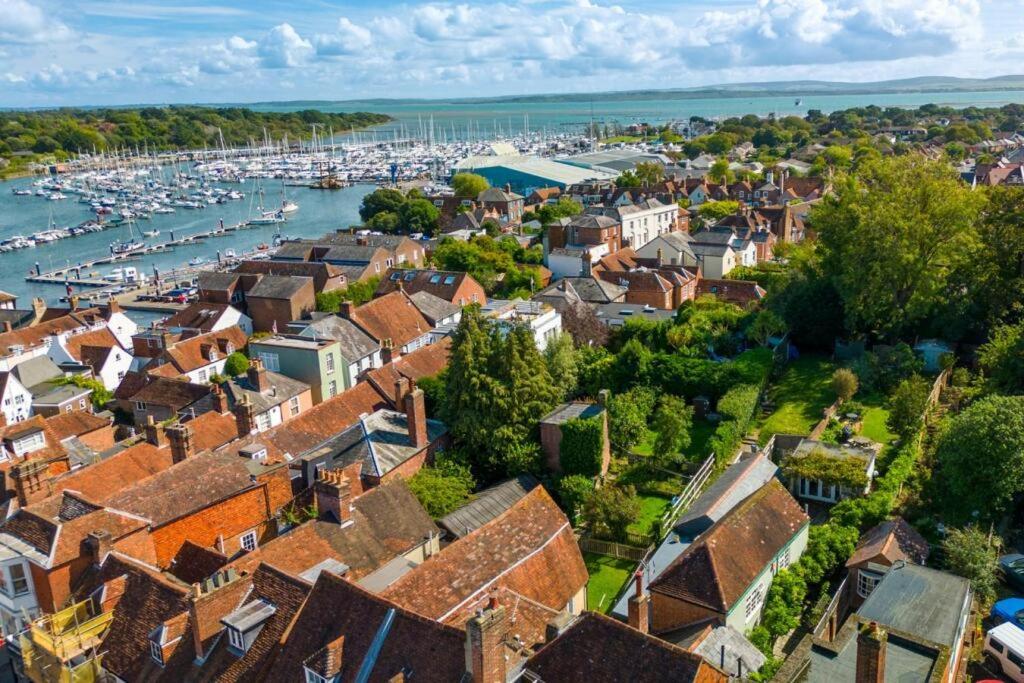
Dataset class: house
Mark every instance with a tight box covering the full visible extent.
[124,376,212,426]
[649,479,809,634]
[438,474,538,540]
[46,325,132,392]
[635,231,696,268]
[247,335,344,403]
[779,437,880,504]
[292,314,382,393]
[806,563,972,683]
[363,337,451,408]
[534,277,627,312]
[408,291,462,328]
[0,416,71,504]
[0,295,46,332]
[158,301,253,336]
[596,267,697,310]
[197,271,249,307]
[222,359,312,433]
[612,452,778,620]
[140,325,248,384]
[340,290,435,354]
[480,299,562,351]
[477,185,526,224]
[693,227,758,268]
[540,396,611,476]
[0,369,33,425]
[274,233,426,282]
[525,185,562,211]
[11,356,93,417]
[844,518,929,610]
[244,275,315,333]
[587,198,678,250]
[0,307,106,371]
[375,268,486,306]
[524,611,728,683]
[233,258,348,294]
[44,411,115,467]
[690,242,737,278]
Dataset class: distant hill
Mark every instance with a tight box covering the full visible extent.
[238,75,1024,108]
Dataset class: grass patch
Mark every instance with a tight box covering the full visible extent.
[628,494,673,537]
[584,553,635,613]
[632,419,716,460]
[758,355,837,444]
[858,393,896,444]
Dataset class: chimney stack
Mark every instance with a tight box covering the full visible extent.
[1,321,11,333]
[210,383,229,414]
[31,297,46,324]
[394,376,409,405]
[655,247,664,267]
[234,396,256,437]
[627,572,649,634]
[339,301,354,319]
[247,359,269,393]
[465,599,508,683]
[167,423,195,463]
[11,459,50,507]
[855,622,887,683]
[145,415,168,447]
[405,386,428,449]
[315,469,352,524]
[86,529,113,566]
[381,339,395,365]
[107,297,121,314]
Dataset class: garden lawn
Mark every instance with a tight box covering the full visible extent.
[858,393,896,444]
[584,553,635,613]
[628,494,673,537]
[632,419,715,460]
[758,355,837,444]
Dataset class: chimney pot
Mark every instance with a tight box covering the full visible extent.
[247,358,269,393]
[167,423,194,462]
[855,622,887,683]
[315,469,352,524]
[627,570,649,634]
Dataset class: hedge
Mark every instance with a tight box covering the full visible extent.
[560,416,605,477]
[708,383,761,468]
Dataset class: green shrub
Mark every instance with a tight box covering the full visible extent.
[717,384,760,423]
[560,416,605,477]
[224,351,249,377]
[557,474,595,524]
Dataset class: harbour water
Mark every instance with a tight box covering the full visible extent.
[0,177,372,305]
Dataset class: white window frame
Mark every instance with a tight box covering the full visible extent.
[745,582,765,622]
[135,401,148,411]
[240,530,258,552]
[9,563,28,596]
[325,352,335,373]
[857,570,883,599]
[328,380,337,398]
[289,396,300,417]
[305,668,328,683]
[150,639,164,665]
[227,626,245,651]
[13,432,45,456]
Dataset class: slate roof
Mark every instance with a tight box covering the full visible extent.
[298,314,379,359]
[229,479,436,580]
[197,271,241,292]
[128,377,211,411]
[541,401,605,425]
[381,486,587,645]
[223,369,309,413]
[525,612,721,683]
[537,277,626,304]
[247,274,313,300]
[364,338,451,406]
[263,572,467,682]
[321,410,447,479]
[408,291,460,325]
[439,474,538,539]
[11,355,62,389]
[650,479,808,612]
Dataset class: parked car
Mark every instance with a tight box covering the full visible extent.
[993,598,1024,629]
[1000,554,1024,593]
[984,622,1024,682]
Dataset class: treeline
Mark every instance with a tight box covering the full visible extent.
[0,106,391,158]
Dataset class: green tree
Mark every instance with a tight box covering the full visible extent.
[536,197,582,224]
[612,338,652,391]
[366,210,400,233]
[747,309,787,346]
[978,320,1024,393]
[398,198,440,235]
[451,172,490,198]
[557,474,594,524]
[831,368,858,403]
[886,375,930,441]
[583,485,640,543]
[406,455,476,517]
[936,395,1024,523]
[543,332,578,399]
[224,351,249,377]
[651,395,693,463]
[965,188,1024,330]
[697,200,741,224]
[708,157,733,184]
[560,416,605,477]
[941,526,1000,604]
[53,375,112,411]
[634,161,665,186]
[608,388,655,453]
[813,155,983,340]
[359,188,407,222]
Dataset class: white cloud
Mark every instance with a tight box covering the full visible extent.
[315,18,372,57]
[258,23,313,69]
[0,0,73,44]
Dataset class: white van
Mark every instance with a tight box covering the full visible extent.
[984,622,1024,682]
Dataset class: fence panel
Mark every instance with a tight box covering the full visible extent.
[577,536,651,562]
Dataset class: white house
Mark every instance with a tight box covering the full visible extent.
[602,199,678,250]
[482,299,563,352]
[47,327,134,392]
[0,373,32,425]
[159,302,253,336]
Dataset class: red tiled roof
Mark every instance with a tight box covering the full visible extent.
[365,337,451,406]
[128,377,211,410]
[39,440,175,503]
[0,310,99,356]
[650,480,808,612]
[381,486,587,645]
[187,410,241,452]
[44,411,111,441]
[846,517,929,569]
[62,327,122,363]
[525,612,725,683]
[157,325,248,374]
[349,291,431,348]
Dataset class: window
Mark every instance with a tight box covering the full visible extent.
[13,431,45,456]
[117,371,125,381]
[328,380,337,398]
[0,566,8,595]
[991,640,1005,654]
[78,398,86,410]
[135,401,148,411]
[240,531,258,552]
[429,275,441,284]
[745,583,765,621]
[257,353,280,373]
[150,639,164,665]
[390,272,401,281]
[227,627,245,651]
[65,405,73,414]
[857,570,883,599]
[289,396,300,417]
[778,547,791,571]
[325,353,335,373]
[255,412,271,432]
[197,369,207,382]
[443,276,456,285]
[305,668,328,683]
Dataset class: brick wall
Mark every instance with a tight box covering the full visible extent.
[650,591,722,635]
[623,288,673,309]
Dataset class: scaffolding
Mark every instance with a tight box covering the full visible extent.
[19,599,112,683]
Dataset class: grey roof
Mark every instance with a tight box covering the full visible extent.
[315,233,411,250]
[313,409,448,478]
[612,454,777,619]
[198,271,241,291]
[299,558,351,583]
[408,291,460,325]
[549,246,587,257]
[541,401,605,425]
[478,186,524,202]
[690,230,735,246]
[791,437,880,468]
[247,275,312,300]
[691,626,766,678]
[656,231,694,252]
[222,599,277,632]
[0,309,37,330]
[808,628,937,683]
[591,302,676,325]
[322,245,384,264]
[298,314,378,360]
[271,243,315,260]
[536,278,626,306]
[858,562,971,648]
[690,242,733,257]
[569,214,619,230]
[12,356,63,388]
[438,475,539,539]
[225,370,310,413]
[62,436,99,469]
[30,382,90,406]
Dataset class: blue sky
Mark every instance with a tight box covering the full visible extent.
[1,0,1022,107]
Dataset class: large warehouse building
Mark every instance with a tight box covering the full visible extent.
[452,154,618,192]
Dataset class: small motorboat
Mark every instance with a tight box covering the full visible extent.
[189,256,205,266]
[256,242,269,251]
[143,230,160,238]
[224,249,237,259]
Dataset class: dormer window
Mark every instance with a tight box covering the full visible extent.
[150,639,164,665]
[11,430,45,456]
[304,669,330,683]
[221,599,277,655]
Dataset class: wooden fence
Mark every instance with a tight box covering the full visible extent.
[927,368,951,408]
[659,452,716,532]
[577,536,651,562]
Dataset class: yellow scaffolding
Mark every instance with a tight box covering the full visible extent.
[19,600,112,683]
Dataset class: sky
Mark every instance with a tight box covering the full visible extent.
[1,0,1023,107]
